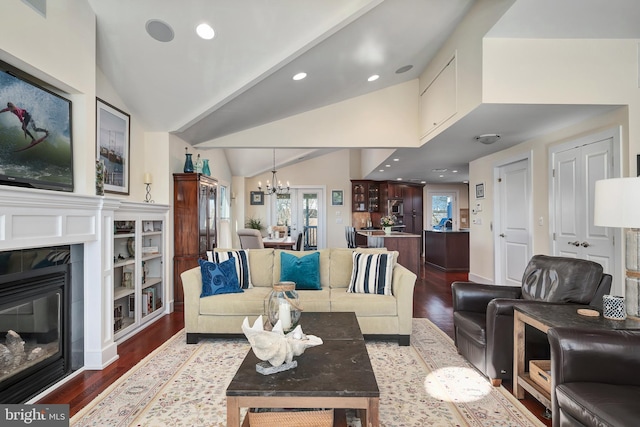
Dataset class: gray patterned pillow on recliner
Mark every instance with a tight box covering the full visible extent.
[521,254,603,304]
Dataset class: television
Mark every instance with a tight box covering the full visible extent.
[0,66,73,192]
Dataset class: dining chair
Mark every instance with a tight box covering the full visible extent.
[345,226,357,248]
[237,229,264,249]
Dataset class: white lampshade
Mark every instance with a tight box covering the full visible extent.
[594,177,640,228]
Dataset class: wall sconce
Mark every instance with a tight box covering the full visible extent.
[144,172,154,203]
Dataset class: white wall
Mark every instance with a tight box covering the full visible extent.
[1,0,96,194]
[199,80,420,149]
[242,149,352,248]
[469,108,628,284]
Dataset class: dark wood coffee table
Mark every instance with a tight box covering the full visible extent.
[226,312,380,426]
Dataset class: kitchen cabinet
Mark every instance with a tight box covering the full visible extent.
[173,173,217,303]
[351,180,380,212]
[420,55,457,138]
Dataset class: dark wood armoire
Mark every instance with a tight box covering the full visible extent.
[173,173,217,303]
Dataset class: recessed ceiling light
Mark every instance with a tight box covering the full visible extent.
[379,169,384,172]
[420,181,426,184]
[396,178,403,181]
[432,168,447,172]
[395,65,413,74]
[393,158,399,162]
[385,164,391,168]
[367,74,379,82]
[196,23,215,40]
[439,175,444,178]
[475,133,501,144]
[293,72,307,81]
[145,19,174,42]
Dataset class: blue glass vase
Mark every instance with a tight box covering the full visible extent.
[183,153,194,173]
[202,159,211,176]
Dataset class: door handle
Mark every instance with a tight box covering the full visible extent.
[581,241,590,247]
[499,233,505,238]
[568,241,580,247]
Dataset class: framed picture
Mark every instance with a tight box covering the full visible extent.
[331,189,344,206]
[97,98,130,195]
[250,191,264,205]
[475,182,485,199]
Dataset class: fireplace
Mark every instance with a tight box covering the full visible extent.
[0,251,71,403]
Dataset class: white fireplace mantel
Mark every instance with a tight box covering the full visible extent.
[0,186,169,370]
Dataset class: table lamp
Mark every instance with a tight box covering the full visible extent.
[594,176,640,315]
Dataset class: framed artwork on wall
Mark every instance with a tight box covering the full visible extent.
[250,191,264,205]
[96,98,130,195]
[331,189,344,206]
[475,182,485,199]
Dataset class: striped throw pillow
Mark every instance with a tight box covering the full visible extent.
[347,252,394,296]
[208,250,253,289]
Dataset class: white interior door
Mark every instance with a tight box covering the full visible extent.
[552,136,615,274]
[495,158,531,286]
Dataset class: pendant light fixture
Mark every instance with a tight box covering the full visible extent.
[258,149,290,196]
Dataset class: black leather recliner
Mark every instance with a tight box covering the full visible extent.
[549,327,640,427]
[451,255,612,386]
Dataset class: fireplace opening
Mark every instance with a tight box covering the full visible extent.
[0,263,71,403]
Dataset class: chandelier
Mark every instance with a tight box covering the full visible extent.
[258,149,290,196]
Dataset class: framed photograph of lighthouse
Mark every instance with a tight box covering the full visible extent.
[96,98,130,195]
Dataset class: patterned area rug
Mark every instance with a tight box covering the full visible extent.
[71,319,544,426]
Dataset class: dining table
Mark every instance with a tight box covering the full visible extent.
[262,236,296,249]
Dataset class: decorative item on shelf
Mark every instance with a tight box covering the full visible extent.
[127,237,135,257]
[242,315,322,375]
[202,158,211,176]
[143,172,154,203]
[194,153,203,173]
[267,282,302,332]
[258,148,290,196]
[381,214,397,235]
[183,147,194,173]
[594,177,640,316]
[95,159,105,196]
[603,295,627,320]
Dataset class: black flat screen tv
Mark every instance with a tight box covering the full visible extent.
[0,67,73,192]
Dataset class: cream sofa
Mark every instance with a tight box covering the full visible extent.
[181,248,417,345]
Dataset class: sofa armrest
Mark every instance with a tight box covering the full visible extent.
[392,263,417,335]
[180,266,202,331]
[549,327,640,387]
[452,282,521,313]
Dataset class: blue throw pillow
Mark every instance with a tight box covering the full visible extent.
[198,258,243,297]
[280,251,321,290]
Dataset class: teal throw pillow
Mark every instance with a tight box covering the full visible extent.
[198,257,243,297]
[280,251,321,290]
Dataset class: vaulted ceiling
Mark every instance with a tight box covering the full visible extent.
[87,0,640,183]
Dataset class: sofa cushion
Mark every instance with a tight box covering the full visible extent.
[208,249,252,289]
[280,251,321,290]
[246,249,275,287]
[296,288,331,312]
[330,288,396,316]
[273,249,330,288]
[198,258,243,297]
[521,255,604,303]
[347,252,394,296]
[199,287,272,315]
[556,382,640,427]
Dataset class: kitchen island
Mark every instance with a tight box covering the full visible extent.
[424,230,469,272]
[356,230,421,275]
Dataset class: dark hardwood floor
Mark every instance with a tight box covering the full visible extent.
[38,263,551,426]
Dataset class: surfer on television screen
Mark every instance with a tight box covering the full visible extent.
[0,102,49,142]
